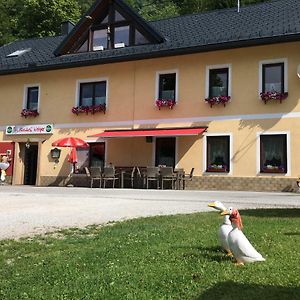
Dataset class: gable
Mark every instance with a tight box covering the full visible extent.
[55,0,164,56]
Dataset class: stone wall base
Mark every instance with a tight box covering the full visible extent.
[39,175,300,192]
[185,176,299,192]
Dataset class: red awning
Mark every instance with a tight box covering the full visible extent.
[90,127,207,138]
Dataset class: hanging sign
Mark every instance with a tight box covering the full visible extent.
[5,124,53,135]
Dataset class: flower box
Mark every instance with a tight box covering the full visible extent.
[155,99,176,110]
[205,96,231,107]
[21,109,39,118]
[260,91,288,104]
[261,166,286,173]
[72,104,106,115]
[207,165,228,173]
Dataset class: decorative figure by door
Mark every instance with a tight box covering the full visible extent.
[0,155,10,183]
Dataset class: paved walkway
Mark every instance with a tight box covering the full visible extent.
[0,186,299,240]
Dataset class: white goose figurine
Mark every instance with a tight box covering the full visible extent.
[221,208,265,265]
[208,201,233,256]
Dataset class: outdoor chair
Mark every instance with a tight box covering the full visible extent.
[146,166,160,189]
[102,167,119,188]
[89,167,102,188]
[180,167,194,190]
[160,166,176,189]
[123,166,136,188]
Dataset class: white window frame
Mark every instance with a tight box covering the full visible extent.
[23,84,41,112]
[256,131,290,176]
[258,58,288,98]
[203,133,233,175]
[152,136,178,167]
[155,69,179,103]
[205,64,232,99]
[75,77,109,108]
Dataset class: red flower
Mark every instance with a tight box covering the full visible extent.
[260,91,288,103]
[72,104,106,115]
[205,96,231,107]
[21,109,39,118]
[155,99,176,110]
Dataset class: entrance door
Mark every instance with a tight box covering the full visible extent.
[23,144,38,185]
[155,137,176,167]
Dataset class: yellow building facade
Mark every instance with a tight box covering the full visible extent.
[0,0,299,191]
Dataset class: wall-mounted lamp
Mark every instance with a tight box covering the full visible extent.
[297,65,300,79]
[50,147,61,163]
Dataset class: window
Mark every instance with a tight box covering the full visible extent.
[26,86,39,110]
[158,73,176,101]
[7,48,31,58]
[93,29,107,50]
[262,63,284,93]
[206,136,230,173]
[74,4,151,53]
[209,68,229,98]
[114,25,130,46]
[260,134,287,173]
[79,81,106,106]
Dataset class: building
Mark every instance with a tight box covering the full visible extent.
[0,0,300,191]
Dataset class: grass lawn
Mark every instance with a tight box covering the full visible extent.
[0,209,299,300]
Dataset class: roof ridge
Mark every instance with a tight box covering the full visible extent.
[150,0,284,23]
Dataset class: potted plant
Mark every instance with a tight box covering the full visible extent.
[260,91,288,104]
[205,96,231,107]
[155,99,176,110]
[261,165,285,173]
[21,109,39,118]
[72,104,106,115]
[207,164,228,172]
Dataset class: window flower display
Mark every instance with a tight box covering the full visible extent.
[72,104,106,115]
[207,164,228,172]
[260,91,288,104]
[205,96,231,107]
[261,165,285,173]
[21,109,39,118]
[155,99,176,110]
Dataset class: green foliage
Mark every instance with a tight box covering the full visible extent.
[0,209,299,299]
[17,0,81,39]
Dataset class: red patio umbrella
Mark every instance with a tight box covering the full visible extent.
[52,137,89,148]
[68,147,78,171]
[52,137,89,173]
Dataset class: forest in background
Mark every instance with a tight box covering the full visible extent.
[0,0,268,46]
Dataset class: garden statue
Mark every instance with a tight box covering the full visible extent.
[221,208,265,265]
[0,155,10,183]
[208,201,233,257]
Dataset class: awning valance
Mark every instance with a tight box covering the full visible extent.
[90,127,207,138]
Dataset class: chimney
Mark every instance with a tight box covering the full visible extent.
[61,20,75,35]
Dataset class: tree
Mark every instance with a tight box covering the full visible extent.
[0,0,22,45]
[16,0,81,39]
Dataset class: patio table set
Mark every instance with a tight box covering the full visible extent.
[85,166,194,190]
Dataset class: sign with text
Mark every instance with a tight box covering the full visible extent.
[5,124,53,135]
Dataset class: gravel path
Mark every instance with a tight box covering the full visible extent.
[0,186,299,240]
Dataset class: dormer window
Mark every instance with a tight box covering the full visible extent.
[73,5,151,53]
[55,0,163,56]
